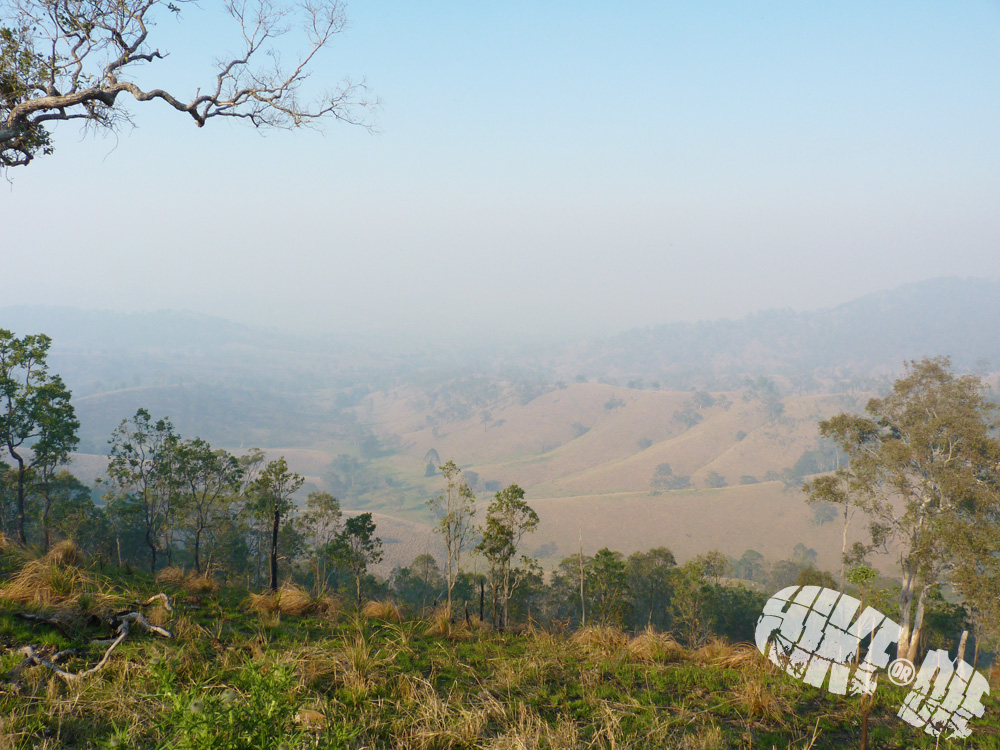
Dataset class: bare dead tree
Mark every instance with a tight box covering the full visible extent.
[0,0,376,168]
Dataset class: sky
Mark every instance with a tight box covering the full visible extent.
[3,1,1000,338]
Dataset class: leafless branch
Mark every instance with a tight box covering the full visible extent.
[1,0,377,168]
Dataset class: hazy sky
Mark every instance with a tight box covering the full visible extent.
[3,2,1000,337]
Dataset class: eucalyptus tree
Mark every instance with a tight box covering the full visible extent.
[168,437,242,575]
[807,357,1000,663]
[0,330,79,546]
[1,0,376,169]
[105,409,176,572]
[250,457,303,591]
[477,483,538,628]
[333,512,382,606]
[299,490,342,592]
[428,460,477,613]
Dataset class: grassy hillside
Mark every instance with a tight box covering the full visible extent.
[66,382,865,574]
[2,545,996,749]
[329,383,864,572]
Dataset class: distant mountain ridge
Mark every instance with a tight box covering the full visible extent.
[547,277,1000,389]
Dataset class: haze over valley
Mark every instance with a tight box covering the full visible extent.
[8,275,998,574]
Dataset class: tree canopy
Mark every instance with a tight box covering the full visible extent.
[806,357,1000,662]
[0,0,376,168]
[0,329,78,545]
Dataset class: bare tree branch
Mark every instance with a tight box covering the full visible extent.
[1,0,377,168]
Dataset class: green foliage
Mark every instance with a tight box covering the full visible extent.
[0,27,54,166]
[704,471,726,489]
[811,357,1000,662]
[477,483,539,627]
[587,548,630,626]
[105,408,176,571]
[157,660,315,750]
[428,461,476,611]
[333,512,383,605]
[672,406,702,428]
[251,457,305,591]
[650,463,691,491]
[0,329,79,545]
[625,547,676,631]
[391,553,444,610]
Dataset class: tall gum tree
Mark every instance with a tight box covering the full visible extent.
[428,460,477,613]
[477,483,538,629]
[806,357,1000,663]
[0,330,78,546]
[105,408,175,573]
[251,457,303,591]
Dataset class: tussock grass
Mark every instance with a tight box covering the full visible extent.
[0,541,117,612]
[627,627,688,663]
[276,584,312,616]
[733,675,788,726]
[691,637,739,664]
[154,567,187,587]
[710,641,776,675]
[244,584,314,617]
[362,599,402,623]
[423,607,472,641]
[569,624,628,653]
[156,567,217,596]
[396,676,488,750]
[245,590,279,614]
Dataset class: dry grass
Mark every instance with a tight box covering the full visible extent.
[710,641,776,674]
[277,585,312,617]
[569,625,628,654]
[244,584,314,617]
[154,567,187,587]
[362,599,402,623]
[691,637,740,665]
[182,572,217,595]
[396,676,488,750]
[154,567,217,595]
[315,593,341,620]
[245,591,280,614]
[675,723,726,750]
[627,628,688,663]
[286,645,344,691]
[484,705,579,750]
[0,541,115,611]
[732,675,788,726]
[423,607,473,641]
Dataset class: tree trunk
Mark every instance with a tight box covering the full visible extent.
[193,526,203,575]
[897,569,916,660]
[479,579,485,622]
[147,535,157,574]
[840,503,849,593]
[269,508,280,591]
[41,478,52,552]
[355,574,362,606]
[957,629,969,664]
[12,451,26,546]
[905,587,929,665]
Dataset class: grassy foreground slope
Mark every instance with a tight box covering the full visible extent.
[2,543,998,749]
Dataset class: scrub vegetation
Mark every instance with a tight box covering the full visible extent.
[2,540,997,749]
